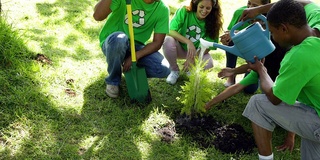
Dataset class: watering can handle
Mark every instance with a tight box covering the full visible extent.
[230,14,269,38]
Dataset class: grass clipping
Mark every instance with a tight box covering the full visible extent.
[178,57,215,117]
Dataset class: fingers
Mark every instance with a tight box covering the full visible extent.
[276,145,286,151]
[204,102,212,111]
[220,32,231,45]
[276,145,294,153]
[261,58,265,64]
[217,71,226,78]
[239,13,247,22]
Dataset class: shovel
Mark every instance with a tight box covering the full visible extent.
[124,0,151,103]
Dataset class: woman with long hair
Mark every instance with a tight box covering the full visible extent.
[162,0,223,85]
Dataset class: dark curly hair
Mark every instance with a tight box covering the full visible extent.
[186,0,223,39]
[267,0,307,28]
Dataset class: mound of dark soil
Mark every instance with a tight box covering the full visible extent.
[175,114,255,154]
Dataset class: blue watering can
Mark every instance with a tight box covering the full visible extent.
[200,15,275,63]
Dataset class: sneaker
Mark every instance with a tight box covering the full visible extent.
[106,85,119,98]
[166,71,180,85]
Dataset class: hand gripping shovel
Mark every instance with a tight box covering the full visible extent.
[124,0,151,103]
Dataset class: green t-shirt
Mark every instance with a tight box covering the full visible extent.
[169,7,218,51]
[99,0,169,47]
[227,6,250,31]
[304,2,320,31]
[273,37,320,116]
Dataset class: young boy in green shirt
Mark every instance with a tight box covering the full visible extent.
[243,0,320,159]
[162,0,223,85]
[93,0,171,98]
[206,0,320,158]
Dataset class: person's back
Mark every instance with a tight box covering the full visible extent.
[273,37,320,112]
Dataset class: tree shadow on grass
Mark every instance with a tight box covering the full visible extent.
[80,74,210,159]
[1,17,68,158]
[80,76,150,159]
[30,0,101,62]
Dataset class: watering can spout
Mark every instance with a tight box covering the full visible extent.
[212,43,241,58]
[199,38,241,58]
[199,38,213,50]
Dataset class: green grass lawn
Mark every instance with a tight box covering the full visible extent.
[2,0,319,159]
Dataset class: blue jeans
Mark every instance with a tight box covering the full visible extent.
[101,31,170,85]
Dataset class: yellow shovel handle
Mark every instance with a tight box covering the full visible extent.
[126,4,136,62]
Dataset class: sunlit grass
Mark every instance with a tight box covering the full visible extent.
[0,0,311,159]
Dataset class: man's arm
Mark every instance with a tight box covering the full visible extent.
[135,33,165,60]
[169,30,197,57]
[93,0,112,21]
[240,3,274,21]
[122,33,165,72]
[240,0,313,21]
[205,83,246,110]
[218,64,250,79]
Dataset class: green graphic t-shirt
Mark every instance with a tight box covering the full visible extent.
[169,7,218,51]
[123,0,169,44]
[99,0,169,47]
[273,37,320,116]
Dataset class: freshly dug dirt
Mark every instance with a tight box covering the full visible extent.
[175,114,255,154]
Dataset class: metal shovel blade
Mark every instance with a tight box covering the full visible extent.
[124,62,150,103]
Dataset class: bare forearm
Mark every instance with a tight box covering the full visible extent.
[93,0,112,21]
[206,83,245,108]
[256,3,274,14]
[136,34,165,60]
[233,64,250,75]
[250,0,310,14]
[257,66,273,95]
[168,30,193,46]
[257,66,281,104]
[136,43,160,60]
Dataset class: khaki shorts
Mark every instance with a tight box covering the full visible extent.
[242,94,320,159]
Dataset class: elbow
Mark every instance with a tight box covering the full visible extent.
[270,100,281,105]
[266,92,282,105]
[93,14,104,21]
[152,40,164,50]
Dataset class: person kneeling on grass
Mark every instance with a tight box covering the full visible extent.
[93,0,171,98]
[162,0,223,85]
[242,0,320,159]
